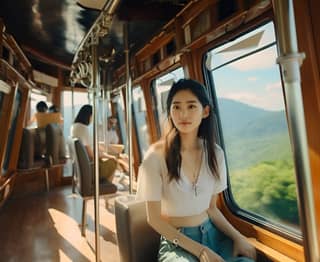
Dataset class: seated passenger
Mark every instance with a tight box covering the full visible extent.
[136,79,256,262]
[70,104,117,183]
[28,101,48,127]
[49,104,64,124]
[106,116,119,146]
[106,116,129,173]
[28,101,63,128]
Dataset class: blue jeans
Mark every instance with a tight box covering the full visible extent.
[158,219,254,262]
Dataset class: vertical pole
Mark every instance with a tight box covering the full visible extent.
[123,22,133,194]
[102,70,108,146]
[71,83,75,121]
[272,1,319,261]
[91,34,101,262]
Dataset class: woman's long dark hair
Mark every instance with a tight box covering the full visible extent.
[164,79,218,181]
[74,104,92,125]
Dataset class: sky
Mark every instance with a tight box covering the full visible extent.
[209,22,286,111]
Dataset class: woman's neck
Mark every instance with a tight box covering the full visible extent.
[180,132,200,151]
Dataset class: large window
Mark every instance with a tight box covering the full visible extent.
[132,86,150,158]
[151,67,185,137]
[206,22,300,235]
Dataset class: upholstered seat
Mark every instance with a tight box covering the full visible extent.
[115,195,160,262]
[17,127,49,191]
[73,138,117,236]
[17,124,67,192]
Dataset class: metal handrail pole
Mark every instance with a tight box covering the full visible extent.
[91,34,101,262]
[272,1,319,261]
[124,22,133,194]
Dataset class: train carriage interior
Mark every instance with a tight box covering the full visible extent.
[0,0,319,261]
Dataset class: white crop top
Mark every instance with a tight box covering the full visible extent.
[136,142,227,217]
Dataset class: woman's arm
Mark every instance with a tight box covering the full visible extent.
[146,201,224,261]
[207,195,256,260]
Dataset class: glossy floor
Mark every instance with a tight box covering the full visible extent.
[0,186,123,262]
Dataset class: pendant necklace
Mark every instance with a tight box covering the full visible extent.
[192,148,203,197]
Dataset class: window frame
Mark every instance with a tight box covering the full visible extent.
[202,20,302,244]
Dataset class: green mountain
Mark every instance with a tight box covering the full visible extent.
[217,98,293,170]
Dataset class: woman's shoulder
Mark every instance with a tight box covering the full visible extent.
[140,140,167,175]
[145,140,165,159]
[141,140,166,167]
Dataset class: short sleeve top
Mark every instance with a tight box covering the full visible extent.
[71,123,91,146]
[136,142,227,217]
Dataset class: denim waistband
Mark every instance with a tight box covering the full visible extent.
[178,218,213,235]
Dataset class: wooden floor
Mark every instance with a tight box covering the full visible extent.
[0,185,125,262]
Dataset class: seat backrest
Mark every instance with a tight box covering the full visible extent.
[36,112,61,128]
[74,139,93,196]
[115,195,160,262]
[34,127,46,159]
[46,123,66,165]
[18,128,36,169]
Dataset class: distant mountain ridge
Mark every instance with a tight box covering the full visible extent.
[217,98,288,138]
[216,98,292,170]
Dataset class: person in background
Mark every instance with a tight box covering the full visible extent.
[136,79,256,262]
[28,101,48,126]
[49,104,64,124]
[104,115,129,174]
[71,104,117,183]
[107,116,119,145]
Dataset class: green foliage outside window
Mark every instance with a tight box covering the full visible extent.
[231,159,299,226]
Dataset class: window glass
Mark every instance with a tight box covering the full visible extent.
[151,67,185,137]
[133,86,150,158]
[207,22,276,70]
[2,89,21,173]
[206,22,300,234]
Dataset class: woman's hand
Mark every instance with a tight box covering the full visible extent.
[233,236,256,260]
[200,246,224,262]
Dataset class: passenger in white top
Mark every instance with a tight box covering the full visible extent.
[136,79,256,262]
[71,104,118,183]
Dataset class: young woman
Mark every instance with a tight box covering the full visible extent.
[71,104,117,182]
[136,79,256,261]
